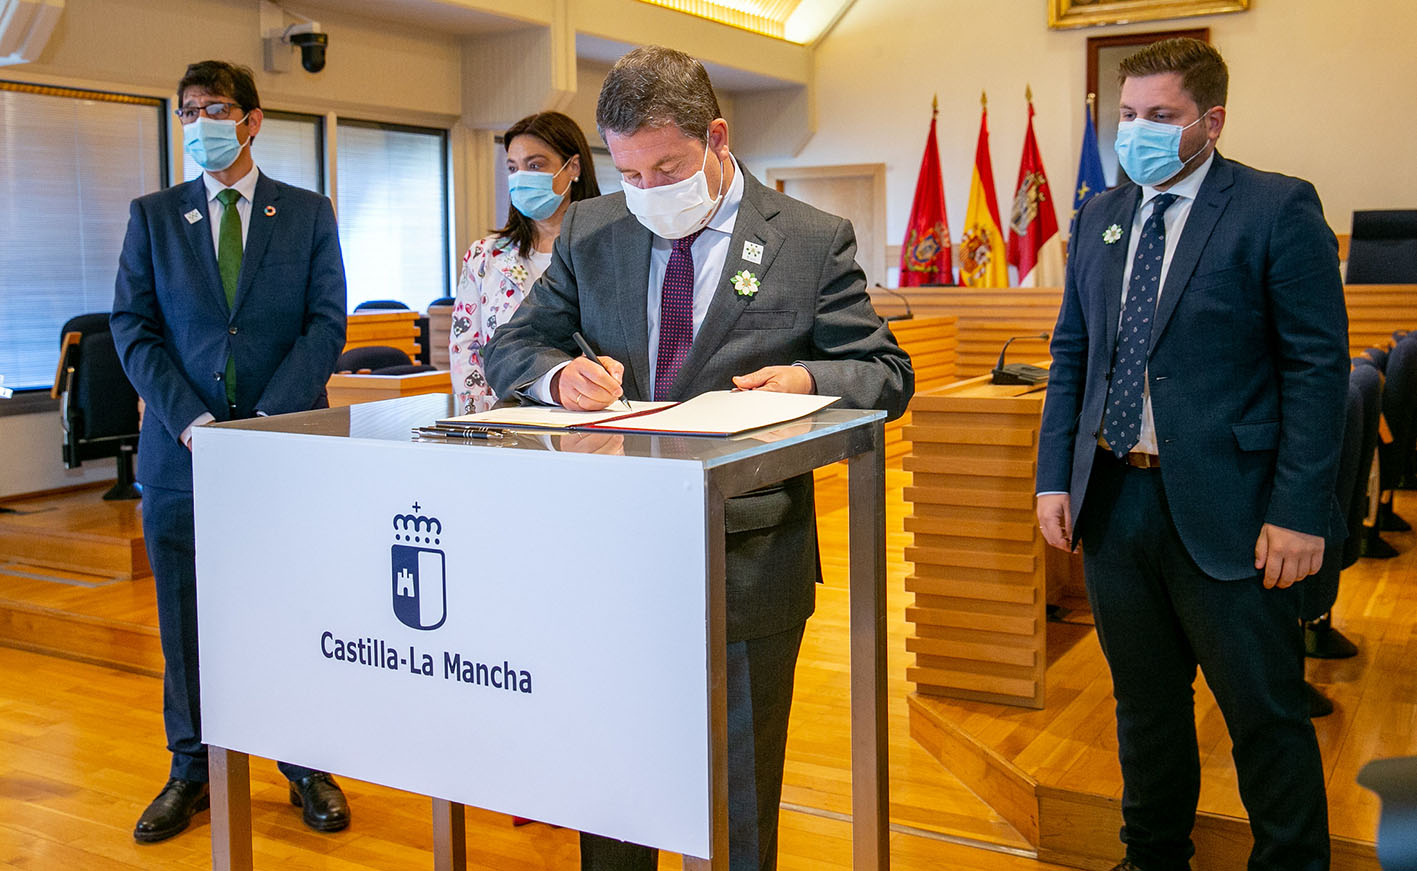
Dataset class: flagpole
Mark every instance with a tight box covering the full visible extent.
[1087,91,1096,127]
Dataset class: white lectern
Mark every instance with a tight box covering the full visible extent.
[192,394,888,870]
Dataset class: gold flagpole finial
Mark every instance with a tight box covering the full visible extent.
[1087,92,1096,109]
[932,94,938,116]
[1025,83,1033,103]
[980,90,987,110]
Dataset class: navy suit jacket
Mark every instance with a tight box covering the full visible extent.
[1036,153,1349,580]
[111,173,347,491]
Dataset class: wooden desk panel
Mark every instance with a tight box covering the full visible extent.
[903,375,1051,709]
[326,371,451,407]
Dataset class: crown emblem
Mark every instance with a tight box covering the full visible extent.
[393,502,442,545]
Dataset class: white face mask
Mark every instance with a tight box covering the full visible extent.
[622,139,724,239]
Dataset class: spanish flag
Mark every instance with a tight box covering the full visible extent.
[959,92,1008,288]
[900,97,953,286]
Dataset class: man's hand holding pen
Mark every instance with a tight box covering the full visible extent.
[553,354,627,411]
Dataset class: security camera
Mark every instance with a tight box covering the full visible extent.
[284,21,327,73]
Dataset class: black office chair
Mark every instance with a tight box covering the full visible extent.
[1304,365,1374,664]
[428,296,455,308]
[1376,337,1417,528]
[352,299,410,311]
[334,345,435,376]
[1358,756,1417,869]
[1347,210,1417,284]
[1346,362,1386,563]
[53,313,141,501]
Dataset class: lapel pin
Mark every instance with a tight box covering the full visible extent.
[184,209,203,224]
[732,269,760,297]
[742,240,764,264]
[264,205,277,217]
[1103,224,1122,244]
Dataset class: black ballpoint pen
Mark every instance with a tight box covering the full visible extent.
[572,331,632,412]
[412,427,504,440]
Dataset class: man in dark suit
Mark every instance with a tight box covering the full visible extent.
[1036,39,1347,871]
[111,61,350,843]
[486,45,913,871]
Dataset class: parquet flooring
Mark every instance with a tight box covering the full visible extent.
[908,493,1417,868]
[0,468,1076,869]
[2,467,1410,868]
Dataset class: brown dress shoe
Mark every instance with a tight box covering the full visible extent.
[134,778,210,843]
[289,772,351,832]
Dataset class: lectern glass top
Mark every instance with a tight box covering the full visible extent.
[212,394,884,470]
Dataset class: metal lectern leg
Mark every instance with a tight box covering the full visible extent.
[848,422,890,870]
[685,483,730,871]
[210,747,253,871]
[431,798,467,871]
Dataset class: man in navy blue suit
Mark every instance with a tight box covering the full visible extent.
[1036,39,1347,871]
[111,61,349,843]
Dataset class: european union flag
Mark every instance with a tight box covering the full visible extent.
[1073,98,1106,232]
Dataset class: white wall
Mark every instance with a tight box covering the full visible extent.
[743,0,1417,245]
[0,411,114,496]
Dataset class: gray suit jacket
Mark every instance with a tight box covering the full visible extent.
[486,168,913,640]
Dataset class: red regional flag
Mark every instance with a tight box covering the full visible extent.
[1007,87,1063,287]
[900,97,953,286]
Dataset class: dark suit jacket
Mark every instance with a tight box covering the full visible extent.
[111,173,347,491]
[1037,153,1349,580]
[486,168,913,640]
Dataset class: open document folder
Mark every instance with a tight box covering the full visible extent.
[440,390,840,437]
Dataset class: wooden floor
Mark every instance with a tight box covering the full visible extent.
[0,472,1078,870]
[907,496,1417,870]
[2,474,1411,869]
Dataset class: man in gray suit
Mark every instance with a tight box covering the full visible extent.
[486,45,912,871]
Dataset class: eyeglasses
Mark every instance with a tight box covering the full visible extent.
[174,102,242,123]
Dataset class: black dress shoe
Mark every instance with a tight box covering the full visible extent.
[133,778,210,843]
[1304,621,1360,659]
[289,773,350,832]
[1109,860,1147,871]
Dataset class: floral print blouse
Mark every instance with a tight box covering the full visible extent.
[449,235,551,414]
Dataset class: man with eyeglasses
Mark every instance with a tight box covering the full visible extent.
[111,60,349,844]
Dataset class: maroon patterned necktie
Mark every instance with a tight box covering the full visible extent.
[654,228,706,400]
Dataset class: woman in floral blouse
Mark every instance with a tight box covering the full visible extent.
[450,112,601,413]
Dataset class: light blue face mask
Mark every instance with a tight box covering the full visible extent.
[183,115,249,173]
[508,160,572,221]
[1114,114,1206,187]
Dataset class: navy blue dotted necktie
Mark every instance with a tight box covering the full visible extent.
[1101,193,1177,458]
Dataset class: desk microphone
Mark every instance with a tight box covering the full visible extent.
[874,286,915,322]
[991,333,1051,385]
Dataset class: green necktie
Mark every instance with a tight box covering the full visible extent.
[216,188,242,406]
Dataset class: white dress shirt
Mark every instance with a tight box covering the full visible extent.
[1120,151,1214,455]
[182,166,262,445]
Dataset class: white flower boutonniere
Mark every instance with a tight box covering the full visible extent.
[1103,224,1122,245]
[732,269,760,297]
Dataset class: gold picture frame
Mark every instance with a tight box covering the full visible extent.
[1049,0,1248,30]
